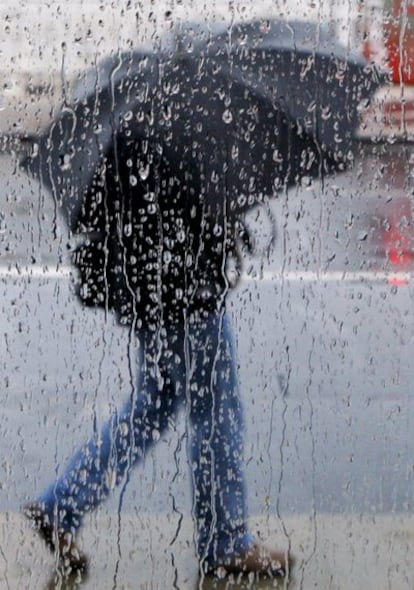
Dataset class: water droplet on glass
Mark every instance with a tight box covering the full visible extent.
[119,422,129,436]
[231,145,239,160]
[237,194,247,208]
[213,224,223,237]
[139,164,150,180]
[211,170,219,184]
[105,469,117,490]
[273,149,283,163]
[321,106,331,120]
[222,109,233,124]
[58,153,72,171]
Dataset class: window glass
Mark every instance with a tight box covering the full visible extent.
[1,2,413,588]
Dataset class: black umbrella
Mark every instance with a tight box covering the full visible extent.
[22,18,383,231]
[173,18,382,158]
[20,19,384,325]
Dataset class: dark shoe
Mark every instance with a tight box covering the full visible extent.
[203,542,293,578]
[23,502,89,580]
[44,566,87,590]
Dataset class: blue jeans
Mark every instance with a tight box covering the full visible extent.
[37,310,253,565]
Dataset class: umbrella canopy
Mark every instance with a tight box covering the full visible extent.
[21,19,384,328]
[174,18,381,157]
[22,19,383,231]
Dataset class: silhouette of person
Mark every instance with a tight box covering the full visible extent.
[24,141,291,585]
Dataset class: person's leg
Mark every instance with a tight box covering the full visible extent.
[25,313,290,578]
[183,310,252,565]
[184,310,290,577]
[26,329,182,537]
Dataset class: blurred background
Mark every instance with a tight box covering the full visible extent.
[1,1,414,589]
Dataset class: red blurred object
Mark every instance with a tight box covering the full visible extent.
[385,24,414,84]
[362,0,414,85]
[387,228,413,264]
[385,0,414,84]
[387,274,410,285]
[375,197,414,267]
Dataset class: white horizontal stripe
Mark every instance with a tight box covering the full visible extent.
[0,265,410,285]
[0,265,72,279]
[242,270,411,283]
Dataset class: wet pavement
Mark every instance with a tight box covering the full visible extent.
[1,144,414,588]
[4,512,413,589]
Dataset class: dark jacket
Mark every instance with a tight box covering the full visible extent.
[73,136,234,331]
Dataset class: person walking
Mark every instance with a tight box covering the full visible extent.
[23,139,291,586]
